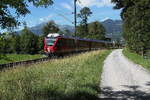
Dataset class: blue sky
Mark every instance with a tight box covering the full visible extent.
[18,0,121,29]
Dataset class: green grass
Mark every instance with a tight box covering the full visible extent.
[123,48,150,71]
[0,50,111,100]
[0,54,44,64]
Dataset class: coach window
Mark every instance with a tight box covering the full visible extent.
[57,39,63,47]
[70,40,74,47]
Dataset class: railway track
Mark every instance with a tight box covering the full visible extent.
[0,57,51,71]
[0,49,110,71]
[0,53,77,71]
[0,51,84,71]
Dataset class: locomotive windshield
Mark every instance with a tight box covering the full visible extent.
[46,37,56,46]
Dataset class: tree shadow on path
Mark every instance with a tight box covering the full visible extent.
[99,83,150,100]
[28,82,150,100]
[6,82,150,100]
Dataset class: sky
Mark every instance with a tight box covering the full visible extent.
[13,0,121,30]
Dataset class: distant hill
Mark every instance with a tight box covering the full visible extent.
[19,19,123,38]
[58,25,74,35]
[101,19,123,41]
[29,22,47,35]
[25,22,74,35]
[101,19,123,34]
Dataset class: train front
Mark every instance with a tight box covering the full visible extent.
[44,33,60,56]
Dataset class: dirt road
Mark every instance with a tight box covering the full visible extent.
[100,49,150,99]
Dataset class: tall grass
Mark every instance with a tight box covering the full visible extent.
[0,54,44,64]
[123,48,150,71]
[0,50,111,100]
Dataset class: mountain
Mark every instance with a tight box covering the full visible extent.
[101,19,123,34]
[101,19,123,41]
[29,22,47,35]
[19,19,123,39]
[58,25,74,35]
[26,23,74,35]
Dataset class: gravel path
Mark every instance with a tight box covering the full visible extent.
[100,49,150,99]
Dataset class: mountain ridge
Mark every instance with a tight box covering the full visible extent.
[21,19,123,37]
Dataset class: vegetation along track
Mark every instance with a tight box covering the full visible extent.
[0,57,51,70]
[0,51,100,70]
[0,50,111,100]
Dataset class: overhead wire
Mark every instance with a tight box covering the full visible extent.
[57,13,73,24]
[77,0,84,8]
[52,6,73,15]
[44,1,85,25]
[48,5,74,24]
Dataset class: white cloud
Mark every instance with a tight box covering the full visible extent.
[77,0,113,7]
[39,14,54,22]
[61,3,73,10]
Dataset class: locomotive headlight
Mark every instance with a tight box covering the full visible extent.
[47,48,51,52]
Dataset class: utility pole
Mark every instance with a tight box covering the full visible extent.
[74,0,77,37]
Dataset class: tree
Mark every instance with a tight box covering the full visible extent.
[88,21,106,40]
[76,25,85,38]
[20,26,38,54]
[0,0,53,29]
[42,21,60,37]
[0,32,11,54]
[112,0,150,56]
[77,7,92,37]
[0,32,22,54]
[58,29,72,36]
[0,33,5,58]
[7,32,21,54]
[37,35,44,54]
[0,33,6,58]
[14,34,21,54]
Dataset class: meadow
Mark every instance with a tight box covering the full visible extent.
[123,49,150,71]
[0,54,44,64]
[0,50,111,100]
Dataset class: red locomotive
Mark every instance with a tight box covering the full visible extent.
[44,33,113,56]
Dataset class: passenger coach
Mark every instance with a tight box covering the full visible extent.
[44,33,113,56]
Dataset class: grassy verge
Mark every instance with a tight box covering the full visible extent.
[123,48,150,71]
[0,54,44,64]
[0,50,111,100]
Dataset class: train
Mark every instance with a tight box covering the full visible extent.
[44,33,113,57]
